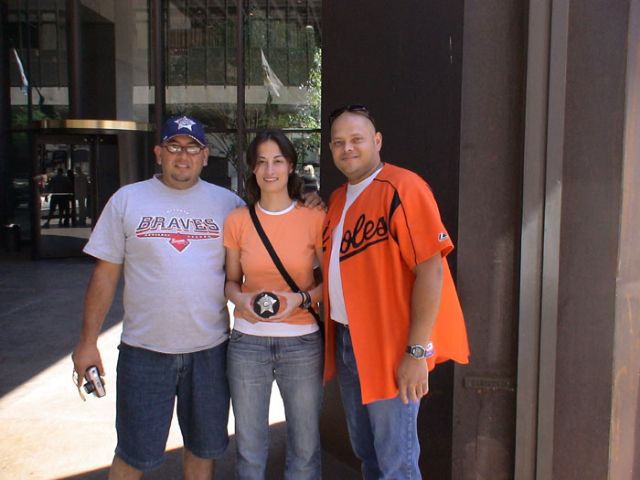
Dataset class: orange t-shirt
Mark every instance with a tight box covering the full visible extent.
[322,163,469,404]
[224,204,325,325]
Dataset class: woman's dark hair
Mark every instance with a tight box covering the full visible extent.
[245,129,304,205]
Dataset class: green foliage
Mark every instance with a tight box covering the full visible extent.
[290,47,321,129]
[11,105,54,129]
[288,48,321,163]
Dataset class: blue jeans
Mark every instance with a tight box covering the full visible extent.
[335,323,421,480]
[115,342,230,471]
[227,330,324,480]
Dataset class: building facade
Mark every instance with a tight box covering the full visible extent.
[2,0,321,248]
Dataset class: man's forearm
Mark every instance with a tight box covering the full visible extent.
[408,254,443,346]
[79,260,122,343]
[73,259,122,379]
[396,253,443,403]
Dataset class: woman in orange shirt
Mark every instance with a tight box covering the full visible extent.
[223,130,325,479]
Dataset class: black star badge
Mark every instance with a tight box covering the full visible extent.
[253,292,280,318]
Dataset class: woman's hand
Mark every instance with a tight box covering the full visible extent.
[229,291,264,324]
[263,291,304,322]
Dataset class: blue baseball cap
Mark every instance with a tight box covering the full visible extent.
[161,115,206,146]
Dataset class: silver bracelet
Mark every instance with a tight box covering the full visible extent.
[299,291,311,309]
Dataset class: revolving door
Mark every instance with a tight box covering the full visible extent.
[32,120,152,258]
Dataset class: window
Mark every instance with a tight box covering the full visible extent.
[166,0,322,194]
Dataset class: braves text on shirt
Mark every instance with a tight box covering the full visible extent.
[135,215,221,252]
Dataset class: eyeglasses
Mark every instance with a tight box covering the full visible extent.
[329,104,376,128]
[163,143,205,155]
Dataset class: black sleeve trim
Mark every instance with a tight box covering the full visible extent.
[375,177,420,265]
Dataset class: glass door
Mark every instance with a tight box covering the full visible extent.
[33,134,118,258]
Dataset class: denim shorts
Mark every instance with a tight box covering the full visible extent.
[114,342,230,471]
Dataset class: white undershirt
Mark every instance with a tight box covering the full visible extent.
[328,168,382,325]
[257,200,297,215]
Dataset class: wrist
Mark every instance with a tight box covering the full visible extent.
[406,341,435,360]
[78,334,99,345]
[298,291,311,309]
[231,292,245,306]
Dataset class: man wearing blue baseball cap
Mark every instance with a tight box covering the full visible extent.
[72,115,245,479]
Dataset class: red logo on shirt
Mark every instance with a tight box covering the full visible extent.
[169,233,190,252]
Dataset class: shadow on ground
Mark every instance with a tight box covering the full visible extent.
[0,251,120,397]
[58,423,356,479]
[0,249,360,479]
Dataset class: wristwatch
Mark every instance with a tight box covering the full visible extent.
[406,342,435,360]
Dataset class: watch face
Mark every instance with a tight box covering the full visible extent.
[410,345,426,358]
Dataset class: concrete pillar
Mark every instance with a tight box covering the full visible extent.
[114,0,135,120]
[609,3,640,476]
[459,1,640,479]
[453,1,526,478]
[551,1,639,478]
[66,0,83,118]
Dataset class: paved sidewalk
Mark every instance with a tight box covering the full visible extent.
[0,249,359,479]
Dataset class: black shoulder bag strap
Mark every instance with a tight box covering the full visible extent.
[248,205,321,324]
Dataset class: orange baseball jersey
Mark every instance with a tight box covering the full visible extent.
[322,163,470,404]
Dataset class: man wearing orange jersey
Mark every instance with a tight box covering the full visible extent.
[322,105,469,479]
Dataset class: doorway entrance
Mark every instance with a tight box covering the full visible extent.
[32,133,119,258]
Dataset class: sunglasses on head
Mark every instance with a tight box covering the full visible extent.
[329,104,376,128]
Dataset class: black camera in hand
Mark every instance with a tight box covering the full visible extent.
[82,365,106,398]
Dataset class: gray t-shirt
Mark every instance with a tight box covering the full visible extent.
[84,175,244,354]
